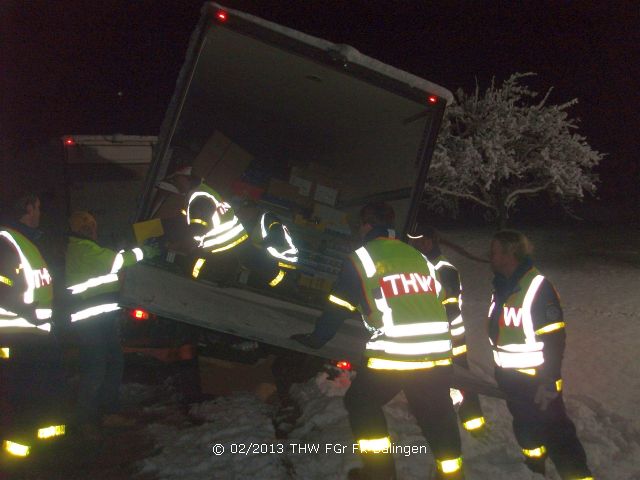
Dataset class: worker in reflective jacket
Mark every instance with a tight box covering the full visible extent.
[250,211,298,287]
[488,230,592,480]
[1,193,66,458]
[408,225,486,437]
[65,211,158,435]
[159,166,249,280]
[292,203,464,480]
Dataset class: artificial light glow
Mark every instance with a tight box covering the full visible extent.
[37,425,66,439]
[428,95,438,104]
[64,137,75,146]
[522,446,546,458]
[358,437,391,453]
[437,457,462,474]
[216,10,228,21]
[131,309,150,321]
[3,440,30,457]
[336,360,352,370]
[463,417,486,431]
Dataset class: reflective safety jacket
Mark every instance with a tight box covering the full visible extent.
[65,236,145,323]
[0,228,53,333]
[431,254,467,357]
[186,183,248,254]
[350,238,452,365]
[489,267,565,370]
[252,212,298,287]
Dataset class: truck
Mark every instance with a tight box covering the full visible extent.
[116,2,493,393]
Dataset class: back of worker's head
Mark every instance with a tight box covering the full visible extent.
[69,211,97,240]
[492,230,532,263]
[359,202,395,229]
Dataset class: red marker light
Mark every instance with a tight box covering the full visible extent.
[216,10,228,22]
[130,308,150,321]
[64,137,75,146]
[336,360,352,371]
[428,95,438,104]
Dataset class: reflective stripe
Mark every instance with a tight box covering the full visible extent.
[434,260,455,270]
[1,347,10,359]
[0,274,13,286]
[366,339,451,355]
[385,321,449,337]
[355,247,376,278]
[450,388,464,406]
[35,308,52,320]
[268,270,285,287]
[556,379,563,392]
[209,233,248,253]
[463,416,486,431]
[68,272,119,295]
[70,303,120,322]
[192,258,206,278]
[535,321,565,335]
[0,318,50,332]
[442,297,458,305]
[522,446,546,458]
[406,233,423,239]
[328,294,356,312]
[437,457,462,474]
[190,218,209,227]
[488,300,495,317]
[522,275,545,342]
[112,250,125,273]
[201,223,245,249]
[358,437,391,453]
[368,357,451,370]
[450,325,465,337]
[452,345,467,356]
[450,315,463,326]
[517,368,537,376]
[3,440,30,457]
[37,425,65,439]
[260,214,299,263]
[132,248,144,261]
[493,349,544,368]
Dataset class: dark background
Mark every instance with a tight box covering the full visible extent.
[2,0,638,221]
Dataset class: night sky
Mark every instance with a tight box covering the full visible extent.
[3,0,639,207]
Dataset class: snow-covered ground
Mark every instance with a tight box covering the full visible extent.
[135,227,640,480]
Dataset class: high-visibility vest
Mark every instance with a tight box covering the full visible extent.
[432,255,466,355]
[186,183,248,254]
[489,267,546,369]
[349,238,452,365]
[65,237,145,323]
[0,228,53,333]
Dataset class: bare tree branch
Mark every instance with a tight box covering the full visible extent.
[426,185,497,211]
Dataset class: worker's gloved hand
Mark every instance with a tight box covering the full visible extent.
[290,333,323,349]
[534,381,559,411]
[142,241,161,259]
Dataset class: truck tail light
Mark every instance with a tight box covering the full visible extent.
[63,137,75,146]
[428,95,438,104]
[216,10,228,22]
[336,360,352,371]
[130,308,150,321]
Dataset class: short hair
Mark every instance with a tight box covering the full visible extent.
[10,193,39,220]
[492,230,533,262]
[360,202,395,228]
[69,211,97,238]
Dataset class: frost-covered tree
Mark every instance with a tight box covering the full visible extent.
[426,73,603,227]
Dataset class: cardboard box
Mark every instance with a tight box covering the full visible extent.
[192,131,253,198]
[314,183,339,206]
[198,355,277,401]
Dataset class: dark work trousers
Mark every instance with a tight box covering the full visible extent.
[495,367,592,480]
[454,354,484,426]
[344,364,461,462]
[0,332,67,438]
[74,312,124,425]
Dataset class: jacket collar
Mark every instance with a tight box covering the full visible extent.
[492,257,534,297]
[363,225,395,244]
